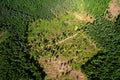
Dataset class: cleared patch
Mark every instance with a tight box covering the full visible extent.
[105,0,120,20]
[74,12,95,23]
[38,55,87,80]
[28,9,99,80]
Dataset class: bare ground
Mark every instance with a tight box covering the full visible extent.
[37,32,99,80]
[74,12,95,23]
[105,0,120,20]
[37,32,89,80]
[38,55,87,80]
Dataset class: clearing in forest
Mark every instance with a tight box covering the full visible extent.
[28,12,99,79]
[28,0,111,79]
[105,0,120,20]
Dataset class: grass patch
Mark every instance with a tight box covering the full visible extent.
[0,31,8,43]
[28,12,99,70]
[83,0,111,17]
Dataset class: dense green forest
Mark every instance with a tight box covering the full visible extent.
[81,16,120,80]
[0,0,120,80]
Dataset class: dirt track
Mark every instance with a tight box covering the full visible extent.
[56,33,78,45]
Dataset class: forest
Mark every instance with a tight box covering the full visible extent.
[0,0,120,80]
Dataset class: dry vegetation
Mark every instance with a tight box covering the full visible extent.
[105,0,120,20]
[38,55,87,80]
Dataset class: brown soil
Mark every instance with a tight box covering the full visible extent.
[38,55,87,80]
[37,32,99,80]
[38,56,71,79]
[70,69,87,80]
[74,12,95,23]
[105,0,120,20]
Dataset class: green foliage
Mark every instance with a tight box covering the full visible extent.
[28,12,99,71]
[0,0,46,80]
[82,16,120,80]
[28,15,77,59]
[0,25,46,80]
[84,0,110,17]
[0,0,115,79]
[0,31,8,43]
[1,0,82,20]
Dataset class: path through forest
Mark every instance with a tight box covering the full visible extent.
[55,33,78,45]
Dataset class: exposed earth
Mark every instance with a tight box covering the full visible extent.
[38,55,87,80]
[105,0,120,20]
[37,32,98,80]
